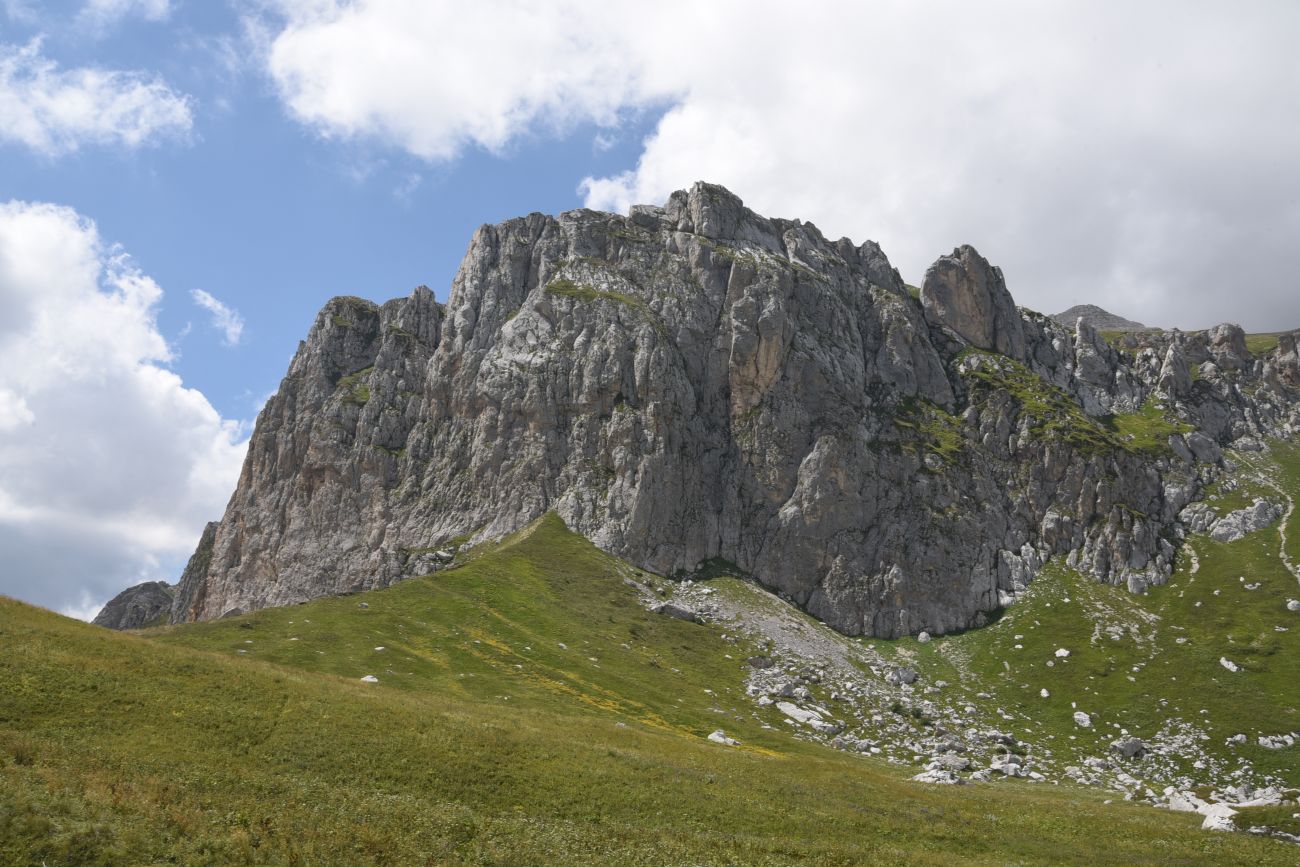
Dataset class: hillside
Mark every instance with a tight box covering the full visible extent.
[5,503,1299,863]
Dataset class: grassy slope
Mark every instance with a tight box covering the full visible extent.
[3,516,1294,864]
[872,443,1300,789]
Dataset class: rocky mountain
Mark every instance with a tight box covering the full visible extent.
[165,182,1300,638]
[1052,304,1147,332]
[92,580,174,630]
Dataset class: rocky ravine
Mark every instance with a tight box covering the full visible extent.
[159,183,1300,637]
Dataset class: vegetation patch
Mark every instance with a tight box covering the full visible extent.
[960,351,1122,454]
[894,398,966,466]
[544,278,667,337]
[1245,333,1283,356]
[336,366,374,405]
[1102,399,1193,454]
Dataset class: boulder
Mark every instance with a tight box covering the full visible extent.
[1110,737,1146,759]
[1200,803,1237,832]
[652,602,702,623]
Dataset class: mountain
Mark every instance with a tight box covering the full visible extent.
[164,182,1300,640]
[1052,303,1147,331]
[90,580,174,630]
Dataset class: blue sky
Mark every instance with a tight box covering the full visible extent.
[2,1,1298,619]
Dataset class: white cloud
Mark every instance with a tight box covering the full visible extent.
[0,38,193,157]
[0,200,247,617]
[78,0,171,29]
[2,1,40,25]
[263,0,676,160]
[191,288,245,346]
[259,1,1300,331]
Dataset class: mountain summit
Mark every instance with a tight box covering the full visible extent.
[156,183,1300,638]
[1051,304,1147,332]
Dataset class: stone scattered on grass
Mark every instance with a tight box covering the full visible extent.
[1054,647,1071,658]
[1110,737,1146,759]
[360,675,379,683]
[1219,657,1240,673]
[707,730,740,746]
[1200,803,1238,832]
[1073,711,1092,728]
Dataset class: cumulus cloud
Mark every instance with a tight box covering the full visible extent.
[263,0,675,160]
[260,0,1300,331]
[0,200,247,619]
[191,288,245,346]
[0,37,193,157]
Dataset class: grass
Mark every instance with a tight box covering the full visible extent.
[543,278,667,337]
[336,365,374,406]
[894,398,966,466]
[5,515,1295,863]
[1245,333,1284,356]
[1103,398,1194,454]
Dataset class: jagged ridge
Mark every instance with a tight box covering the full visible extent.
[165,182,1300,638]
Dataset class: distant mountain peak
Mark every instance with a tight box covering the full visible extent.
[1051,304,1147,332]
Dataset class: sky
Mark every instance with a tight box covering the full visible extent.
[2,1,1298,620]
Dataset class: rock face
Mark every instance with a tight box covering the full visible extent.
[1051,304,1146,332]
[168,182,1300,637]
[921,246,1025,360]
[93,581,175,630]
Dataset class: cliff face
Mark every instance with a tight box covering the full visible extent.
[170,183,1300,637]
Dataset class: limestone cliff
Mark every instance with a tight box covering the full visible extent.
[169,183,1300,637]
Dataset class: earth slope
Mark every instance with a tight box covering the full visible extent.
[3,514,1297,863]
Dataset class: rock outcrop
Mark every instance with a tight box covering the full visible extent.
[93,581,175,630]
[921,246,1025,360]
[167,182,1300,638]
